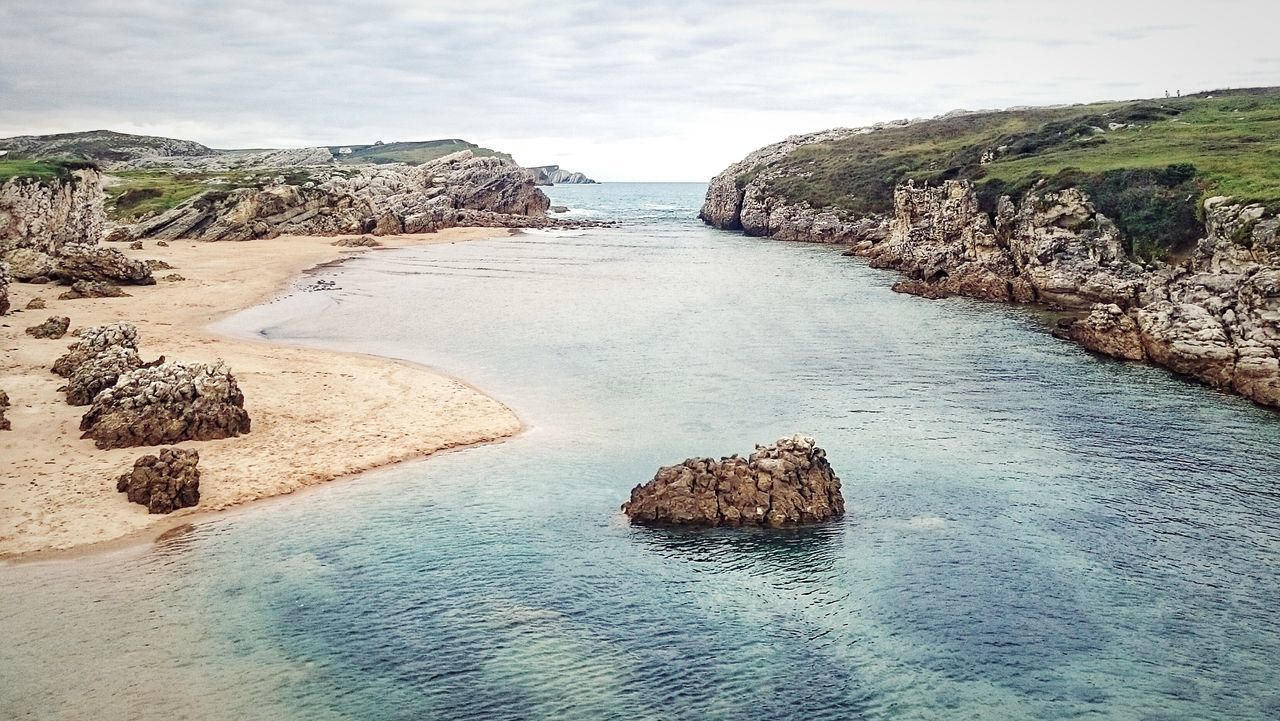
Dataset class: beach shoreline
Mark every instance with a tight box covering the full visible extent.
[0,228,524,561]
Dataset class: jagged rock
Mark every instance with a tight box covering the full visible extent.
[332,235,381,247]
[0,168,104,257]
[25,297,46,310]
[1068,304,1146,360]
[65,344,144,405]
[24,315,70,339]
[4,247,57,280]
[79,360,251,449]
[116,447,200,514]
[163,273,185,282]
[52,322,140,377]
[58,280,131,299]
[0,388,10,431]
[54,246,154,285]
[528,166,597,185]
[0,261,8,315]
[145,258,172,270]
[621,436,844,527]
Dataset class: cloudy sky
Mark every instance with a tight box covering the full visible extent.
[2,1,1277,180]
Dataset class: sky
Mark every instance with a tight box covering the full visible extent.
[1,0,1277,181]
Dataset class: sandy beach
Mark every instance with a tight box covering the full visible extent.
[0,228,522,559]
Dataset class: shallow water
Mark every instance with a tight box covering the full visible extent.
[4,182,1280,720]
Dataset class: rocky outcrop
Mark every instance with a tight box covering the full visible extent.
[79,361,251,449]
[0,130,210,163]
[65,345,144,405]
[52,322,140,377]
[117,151,551,242]
[0,388,10,431]
[58,280,130,299]
[332,235,381,247]
[53,246,153,285]
[25,315,70,339]
[5,247,57,281]
[0,261,9,315]
[1066,304,1145,360]
[116,447,201,514]
[528,165,597,185]
[621,436,844,527]
[0,167,104,258]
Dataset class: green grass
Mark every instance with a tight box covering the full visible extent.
[104,171,217,221]
[0,158,97,183]
[332,139,513,165]
[760,87,1280,217]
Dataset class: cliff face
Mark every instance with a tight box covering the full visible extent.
[115,151,553,242]
[528,165,597,185]
[0,168,105,256]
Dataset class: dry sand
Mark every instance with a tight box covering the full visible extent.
[0,228,522,559]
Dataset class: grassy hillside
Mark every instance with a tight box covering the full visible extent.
[754,87,1280,259]
[331,139,512,165]
[0,158,98,183]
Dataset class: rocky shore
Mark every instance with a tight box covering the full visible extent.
[703,149,1280,409]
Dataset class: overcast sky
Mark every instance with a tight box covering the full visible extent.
[2,1,1277,180]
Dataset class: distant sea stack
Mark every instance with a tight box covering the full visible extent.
[700,87,1280,410]
[527,165,598,185]
[622,436,844,527]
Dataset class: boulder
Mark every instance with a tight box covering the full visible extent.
[24,315,71,340]
[1067,304,1146,361]
[25,297,46,310]
[4,247,57,280]
[621,436,844,527]
[145,258,173,270]
[54,246,154,285]
[58,280,131,299]
[0,261,8,315]
[65,344,144,405]
[116,447,200,513]
[0,388,10,431]
[163,273,186,282]
[332,235,381,247]
[79,360,251,449]
[52,322,140,377]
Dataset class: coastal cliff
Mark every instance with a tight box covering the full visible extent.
[701,88,1280,408]
[527,165,597,185]
[0,166,105,257]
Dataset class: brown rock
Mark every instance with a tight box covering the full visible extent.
[332,235,381,247]
[0,388,10,431]
[58,280,131,299]
[145,258,173,270]
[24,315,71,340]
[163,273,186,282]
[0,261,9,315]
[129,240,143,250]
[116,447,200,513]
[1068,304,1146,361]
[54,246,154,285]
[25,297,47,310]
[80,360,251,449]
[65,344,143,405]
[52,322,140,377]
[621,436,844,527]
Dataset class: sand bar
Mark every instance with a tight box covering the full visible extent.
[0,229,522,559]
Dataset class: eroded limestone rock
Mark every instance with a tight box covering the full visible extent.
[24,315,70,340]
[58,280,131,299]
[116,447,201,513]
[1068,304,1146,361]
[52,322,140,377]
[0,388,10,431]
[54,246,154,285]
[65,345,144,405]
[622,436,844,527]
[80,361,251,449]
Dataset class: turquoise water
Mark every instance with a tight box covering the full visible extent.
[3,182,1280,720]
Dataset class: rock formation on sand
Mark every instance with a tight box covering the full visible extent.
[0,388,10,431]
[52,322,140,377]
[80,360,251,449]
[116,447,201,514]
[54,245,153,285]
[111,150,555,242]
[58,280,130,299]
[621,436,844,527]
[332,235,381,247]
[0,167,105,270]
[65,345,144,405]
[0,261,9,315]
[24,315,70,339]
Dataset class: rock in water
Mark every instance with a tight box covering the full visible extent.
[622,436,844,527]
[52,322,140,377]
[25,315,71,339]
[116,447,200,513]
[80,361,251,449]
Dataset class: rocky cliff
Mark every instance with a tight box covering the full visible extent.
[528,165,597,185]
[0,167,105,257]
[701,90,1280,409]
[111,150,554,242]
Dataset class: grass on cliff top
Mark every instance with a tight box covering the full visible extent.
[759,87,1280,216]
[103,169,326,222]
[333,139,513,165]
[0,158,97,183]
